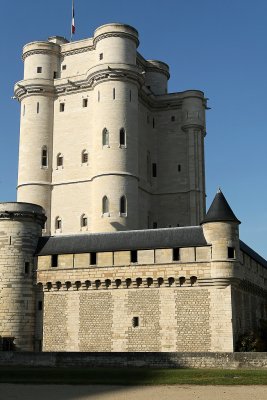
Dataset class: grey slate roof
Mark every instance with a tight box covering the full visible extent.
[36,226,208,256]
[201,189,240,224]
[240,240,267,269]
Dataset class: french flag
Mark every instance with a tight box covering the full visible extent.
[71,0,75,35]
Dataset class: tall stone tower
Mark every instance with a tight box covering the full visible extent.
[0,203,46,351]
[15,23,207,235]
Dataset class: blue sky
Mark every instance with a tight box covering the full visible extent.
[0,0,266,258]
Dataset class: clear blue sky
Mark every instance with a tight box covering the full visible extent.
[0,0,266,258]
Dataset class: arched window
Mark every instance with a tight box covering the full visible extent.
[119,128,126,147]
[102,196,109,215]
[41,146,48,168]
[102,128,109,146]
[57,153,63,167]
[120,195,127,216]
[81,150,88,164]
[55,217,62,231]
[81,214,88,228]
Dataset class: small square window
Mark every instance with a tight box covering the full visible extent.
[99,53,103,60]
[62,65,67,70]
[37,67,42,73]
[171,116,175,121]
[60,103,65,112]
[83,98,88,108]
[132,316,139,328]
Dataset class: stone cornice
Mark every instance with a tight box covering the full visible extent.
[93,31,139,47]
[0,210,46,226]
[22,48,59,61]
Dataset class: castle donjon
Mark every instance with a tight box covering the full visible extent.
[0,23,266,353]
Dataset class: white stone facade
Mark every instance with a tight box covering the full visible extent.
[15,23,206,236]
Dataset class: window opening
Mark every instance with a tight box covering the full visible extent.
[81,214,88,227]
[90,252,97,265]
[55,217,62,230]
[98,90,100,102]
[120,196,127,215]
[37,67,42,73]
[38,301,43,311]
[152,118,155,128]
[228,247,235,259]
[171,116,175,121]
[24,262,30,274]
[173,248,180,261]
[102,128,109,146]
[99,53,103,60]
[83,98,88,108]
[53,71,57,79]
[37,102,40,113]
[102,196,109,214]
[81,150,88,164]
[51,254,58,268]
[153,222,158,229]
[129,90,132,102]
[57,153,63,167]
[132,316,139,328]
[42,147,48,167]
[152,163,157,177]
[113,88,116,100]
[60,103,65,112]
[119,128,126,146]
[131,250,138,263]
[62,65,66,70]
[178,164,181,172]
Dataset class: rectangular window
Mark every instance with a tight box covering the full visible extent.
[172,248,180,261]
[51,254,58,268]
[113,88,116,100]
[99,53,103,60]
[152,118,155,128]
[132,316,139,328]
[152,163,157,177]
[153,222,158,229]
[90,252,97,265]
[24,262,30,274]
[171,116,175,121]
[37,102,39,114]
[37,67,42,73]
[53,71,58,79]
[60,103,65,112]
[62,65,67,70]
[38,301,43,311]
[178,164,181,172]
[83,98,88,108]
[129,90,132,102]
[98,91,100,102]
[228,247,235,259]
[131,250,138,263]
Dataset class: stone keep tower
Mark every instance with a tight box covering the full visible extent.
[15,23,207,235]
[0,203,46,351]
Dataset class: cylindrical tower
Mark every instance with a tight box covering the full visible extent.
[90,24,140,232]
[0,202,46,351]
[145,60,170,94]
[181,91,206,225]
[15,41,61,235]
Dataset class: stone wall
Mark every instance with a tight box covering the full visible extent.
[0,352,267,369]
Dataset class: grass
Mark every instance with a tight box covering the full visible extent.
[0,367,267,385]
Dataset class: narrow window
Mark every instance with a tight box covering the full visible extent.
[23,104,25,116]
[37,67,42,73]
[41,146,48,167]
[102,128,109,146]
[129,90,132,102]
[132,316,139,328]
[90,252,97,265]
[173,248,180,261]
[83,98,88,108]
[120,196,127,215]
[55,217,62,230]
[37,102,40,114]
[99,53,103,60]
[147,115,150,124]
[102,196,109,214]
[51,254,58,267]
[171,116,175,121]
[57,153,63,167]
[178,164,181,172]
[81,150,88,164]
[153,222,157,229]
[38,301,43,311]
[228,247,235,259]
[152,163,157,177]
[62,65,66,70]
[59,103,65,112]
[53,71,57,79]
[24,262,30,274]
[119,128,126,146]
[113,88,116,100]
[147,151,151,183]
[98,90,100,102]
[131,250,138,263]
[81,214,88,228]
[152,118,155,128]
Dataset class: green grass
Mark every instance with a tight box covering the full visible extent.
[0,367,267,385]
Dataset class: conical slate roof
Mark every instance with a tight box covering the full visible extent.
[201,189,240,224]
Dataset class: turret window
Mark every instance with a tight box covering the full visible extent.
[102,128,109,147]
[37,102,40,113]
[99,53,103,60]
[81,150,88,164]
[37,67,42,73]
[55,217,62,231]
[41,146,48,168]
[152,163,157,177]
[120,196,127,216]
[228,247,235,259]
[62,65,67,70]
[81,214,88,229]
[57,153,63,168]
[102,196,109,215]
[172,248,180,261]
[83,98,88,108]
[119,128,126,147]
[60,103,65,112]
[113,88,116,100]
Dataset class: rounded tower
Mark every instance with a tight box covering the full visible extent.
[181,90,206,225]
[15,40,61,235]
[90,24,141,232]
[145,60,170,94]
[0,202,46,351]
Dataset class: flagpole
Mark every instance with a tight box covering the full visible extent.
[70,0,75,42]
